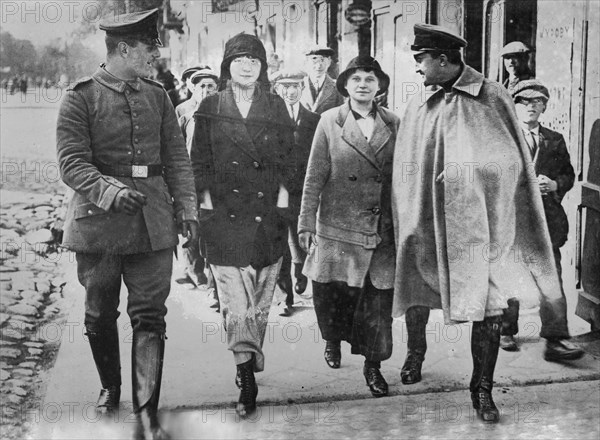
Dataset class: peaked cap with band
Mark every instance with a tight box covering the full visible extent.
[411,23,467,53]
[99,8,162,46]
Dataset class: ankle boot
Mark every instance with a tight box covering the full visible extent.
[401,306,430,384]
[235,358,258,417]
[470,316,501,423]
[86,325,121,414]
[132,331,170,440]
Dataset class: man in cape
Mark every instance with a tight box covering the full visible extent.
[391,24,565,424]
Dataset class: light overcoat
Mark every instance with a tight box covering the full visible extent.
[56,66,197,254]
[391,65,562,323]
[298,102,400,289]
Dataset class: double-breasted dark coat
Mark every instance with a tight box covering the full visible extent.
[534,125,575,248]
[191,84,296,268]
[298,102,400,289]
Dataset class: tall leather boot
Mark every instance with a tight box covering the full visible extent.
[235,358,258,418]
[470,316,502,423]
[132,331,170,440]
[401,306,430,384]
[86,325,121,414]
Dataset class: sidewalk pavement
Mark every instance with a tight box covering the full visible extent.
[30,255,600,438]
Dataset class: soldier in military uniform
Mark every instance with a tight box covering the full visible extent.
[56,9,198,440]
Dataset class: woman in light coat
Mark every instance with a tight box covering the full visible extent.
[298,56,399,397]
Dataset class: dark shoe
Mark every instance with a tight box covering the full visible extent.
[471,388,500,423]
[278,302,293,317]
[544,339,584,362]
[400,352,423,385]
[132,332,169,440]
[96,385,121,414]
[175,275,195,285]
[500,335,519,352]
[295,275,308,295]
[235,360,258,418]
[324,341,341,369]
[363,366,388,397]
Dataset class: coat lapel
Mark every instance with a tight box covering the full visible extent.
[369,107,393,161]
[316,76,334,111]
[338,104,380,170]
[215,89,262,162]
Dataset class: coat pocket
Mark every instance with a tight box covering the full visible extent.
[74,203,109,220]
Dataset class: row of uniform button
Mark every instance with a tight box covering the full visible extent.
[125,90,142,154]
[228,214,263,223]
[231,160,261,169]
[232,189,265,199]
[348,174,383,183]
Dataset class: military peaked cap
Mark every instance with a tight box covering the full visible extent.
[512,79,550,102]
[411,23,467,52]
[99,8,162,46]
[500,41,531,57]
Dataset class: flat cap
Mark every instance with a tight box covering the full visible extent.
[411,23,467,52]
[305,45,335,57]
[271,68,307,83]
[190,68,218,83]
[500,41,531,57]
[99,8,162,46]
[512,79,550,101]
[182,65,208,81]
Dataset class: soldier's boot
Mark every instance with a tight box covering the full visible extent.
[132,332,170,440]
[470,316,502,423]
[401,306,430,384]
[235,358,258,418]
[86,325,121,414]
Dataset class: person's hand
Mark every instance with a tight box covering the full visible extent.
[112,188,147,215]
[538,174,557,195]
[299,231,317,253]
[181,220,199,248]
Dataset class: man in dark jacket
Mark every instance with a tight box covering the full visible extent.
[500,41,534,95]
[500,80,584,362]
[272,68,320,315]
[56,9,198,439]
[301,45,344,114]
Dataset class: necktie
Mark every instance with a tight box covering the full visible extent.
[288,104,295,122]
[528,130,538,158]
[308,80,318,101]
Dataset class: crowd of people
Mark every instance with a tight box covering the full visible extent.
[55,8,585,440]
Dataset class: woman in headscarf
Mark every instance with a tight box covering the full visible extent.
[298,56,399,397]
[191,33,296,417]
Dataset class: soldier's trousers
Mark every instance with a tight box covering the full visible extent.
[76,248,173,334]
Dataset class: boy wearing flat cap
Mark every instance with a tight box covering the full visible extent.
[301,45,344,114]
[499,79,583,360]
[272,69,320,315]
[56,8,198,439]
[391,23,568,424]
[500,41,534,94]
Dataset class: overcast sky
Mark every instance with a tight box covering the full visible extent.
[1,1,92,46]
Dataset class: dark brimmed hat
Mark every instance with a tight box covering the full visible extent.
[336,56,390,97]
[219,33,269,91]
[305,45,335,57]
[500,41,531,57]
[99,8,162,47]
[271,68,307,84]
[512,79,550,102]
[411,23,467,53]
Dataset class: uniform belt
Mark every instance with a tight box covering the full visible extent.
[96,164,163,178]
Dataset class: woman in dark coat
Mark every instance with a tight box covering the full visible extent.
[298,56,400,397]
[191,33,295,417]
